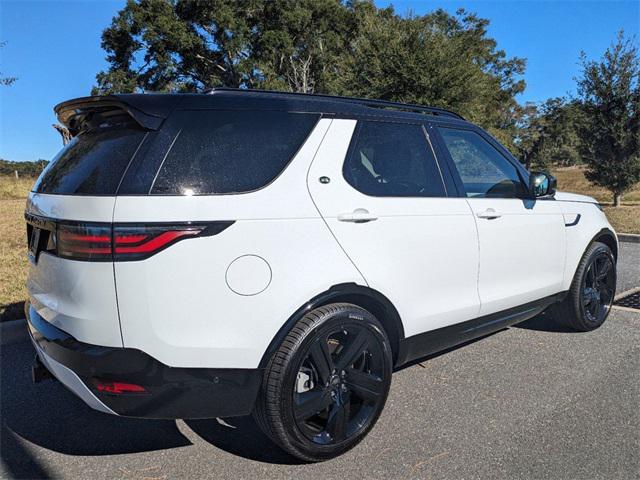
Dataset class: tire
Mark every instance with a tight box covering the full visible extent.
[253,303,393,462]
[551,241,616,332]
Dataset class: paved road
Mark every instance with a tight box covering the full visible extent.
[2,244,638,480]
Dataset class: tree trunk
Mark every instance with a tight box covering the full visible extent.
[613,193,622,207]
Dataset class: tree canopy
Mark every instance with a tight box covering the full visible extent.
[516,97,583,170]
[94,0,526,148]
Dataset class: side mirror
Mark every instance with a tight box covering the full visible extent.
[530,171,557,198]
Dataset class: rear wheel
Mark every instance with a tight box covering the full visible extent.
[552,241,616,331]
[254,303,392,462]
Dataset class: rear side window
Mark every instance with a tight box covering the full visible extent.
[343,121,446,197]
[34,128,146,195]
[151,110,319,195]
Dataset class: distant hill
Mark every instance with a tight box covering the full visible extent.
[0,159,48,177]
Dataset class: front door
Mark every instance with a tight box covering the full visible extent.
[307,118,480,338]
[434,126,566,316]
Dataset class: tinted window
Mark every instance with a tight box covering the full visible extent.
[343,121,446,197]
[151,110,319,195]
[438,128,527,198]
[34,128,146,195]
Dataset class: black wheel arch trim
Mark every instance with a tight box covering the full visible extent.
[258,283,405,369]
[590,228,618,260]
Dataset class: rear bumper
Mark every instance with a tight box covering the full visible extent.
[26,304,262,419]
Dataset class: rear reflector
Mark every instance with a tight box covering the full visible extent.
[28,215,233,262]
[93,379,148,395]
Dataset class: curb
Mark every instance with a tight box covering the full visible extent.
[619,233,640,244]
[0,319,28,346]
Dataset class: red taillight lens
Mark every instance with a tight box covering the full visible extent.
[112,226,202,260]
[93,379,148,395]
[52,221,232,262]
[57,223,113,261]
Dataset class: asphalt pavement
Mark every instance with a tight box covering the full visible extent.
[1,243,638,480]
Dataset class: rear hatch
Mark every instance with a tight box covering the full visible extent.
[25,97,167,347]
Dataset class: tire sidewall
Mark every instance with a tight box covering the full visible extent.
[575,243,616,328]
[279,305,393,460]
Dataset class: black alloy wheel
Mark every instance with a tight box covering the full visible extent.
[551,241,616,331]
[254,303,392,462]
[292,323,386,446]
[581,251,615,324]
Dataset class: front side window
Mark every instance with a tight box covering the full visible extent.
[438,128,527,198]
[343,121,446,197]
[151,110,319,195]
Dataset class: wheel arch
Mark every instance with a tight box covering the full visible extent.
[258,283,405,369]
[592,228,618,260]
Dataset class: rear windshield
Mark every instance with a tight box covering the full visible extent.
[33,127,146,195]
[150,110,319,195]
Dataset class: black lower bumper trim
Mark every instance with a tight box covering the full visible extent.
[27,305,262,419]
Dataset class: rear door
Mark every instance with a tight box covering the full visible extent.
[307,118,480,338]
[433,125,566,316]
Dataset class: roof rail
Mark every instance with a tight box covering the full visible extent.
[207,87,464,120]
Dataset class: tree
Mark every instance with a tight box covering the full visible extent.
[336,6,525,150]
[93,0,353,94]
[0,41,17,86]
[516,98,582,170]
[94,1,526,148]
[576,31,640,207]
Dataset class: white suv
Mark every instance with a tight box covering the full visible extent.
[26,89,617,461]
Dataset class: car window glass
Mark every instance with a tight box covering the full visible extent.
[438,127,526,198]
[33,127,146,195]
[343,121,446,197]
[152,110,319,195]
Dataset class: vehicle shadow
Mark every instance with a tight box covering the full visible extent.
[185,417,302,465]
[512,311,576,333]
[0,339,192,479]
[0,300,25,322]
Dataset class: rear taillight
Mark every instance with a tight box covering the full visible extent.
[52,221,232,262]
[113,226,203,261]
[57,223,113,261]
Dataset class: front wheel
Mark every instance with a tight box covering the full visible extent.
[254,303,393,462]
[552,241,616,331]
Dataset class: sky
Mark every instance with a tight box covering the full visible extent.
[0,0,638,162]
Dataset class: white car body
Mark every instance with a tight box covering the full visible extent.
[26,90,617,420]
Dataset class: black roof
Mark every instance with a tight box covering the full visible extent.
[55,88,467,133]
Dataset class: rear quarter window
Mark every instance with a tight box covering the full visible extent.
[150,110,319,195]
[33,128,146,195]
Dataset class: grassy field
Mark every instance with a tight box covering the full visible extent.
[551,167,640,235]
[1,177,32,321]
[0,169,638,321]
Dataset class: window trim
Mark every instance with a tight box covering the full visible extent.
[430,123,533,200]
[341,118,450,199]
